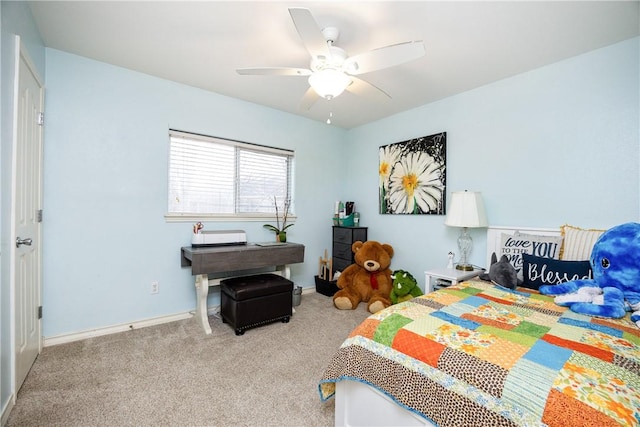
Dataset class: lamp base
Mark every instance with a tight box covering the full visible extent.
[455,263,474,271]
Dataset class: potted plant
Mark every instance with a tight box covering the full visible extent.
[263,196,293,242]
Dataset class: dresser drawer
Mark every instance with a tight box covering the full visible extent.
[333,257,352,273]
[333,242,353,259]
[333,226,368,244]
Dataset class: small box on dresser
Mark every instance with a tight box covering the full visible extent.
[434,278,452,290]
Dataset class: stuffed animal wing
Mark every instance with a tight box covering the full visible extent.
[569,287,627,319]
[539,279,597,298]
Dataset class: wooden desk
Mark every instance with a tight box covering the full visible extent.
[181,243,305,334]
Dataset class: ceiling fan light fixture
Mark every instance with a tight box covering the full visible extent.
[308,69,351,99]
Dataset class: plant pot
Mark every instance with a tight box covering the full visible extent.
[277,231,287,242]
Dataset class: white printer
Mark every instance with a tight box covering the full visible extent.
[191,230,247,247]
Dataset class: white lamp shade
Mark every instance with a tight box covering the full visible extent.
[444,191,488,228]
[308,69,351,98]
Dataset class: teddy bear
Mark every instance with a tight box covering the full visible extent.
[539,222,640,327]
[390,270,423,304]
[334,240,394,313]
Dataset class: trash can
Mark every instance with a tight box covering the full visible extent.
[292,286,302,306]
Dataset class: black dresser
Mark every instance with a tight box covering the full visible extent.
[332,226,368,273]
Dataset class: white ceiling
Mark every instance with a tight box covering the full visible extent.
[28,1,639,129]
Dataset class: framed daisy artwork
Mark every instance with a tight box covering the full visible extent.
[378,132,446,215]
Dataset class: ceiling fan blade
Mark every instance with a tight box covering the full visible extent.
[346,77,391,100]
[237,67,312,76]
[299,86,320,110]
[288,8,332,60]
[344,41,425,75]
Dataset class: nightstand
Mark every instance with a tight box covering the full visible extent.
[423,267,485,293]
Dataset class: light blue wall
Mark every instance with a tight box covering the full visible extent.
[0,0,46,416]
[346,38,639,282]
[42,37,639,339]
[5,5,639,344]
[42,49,348,337]
[1,3,637,423]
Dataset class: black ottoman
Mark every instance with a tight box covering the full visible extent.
[220,273,293,335]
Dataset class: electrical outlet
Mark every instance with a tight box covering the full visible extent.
[151,281,159,294]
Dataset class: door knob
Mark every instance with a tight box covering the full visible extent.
[16,237,33,248]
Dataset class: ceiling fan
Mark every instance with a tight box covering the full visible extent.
[237,8,426,110]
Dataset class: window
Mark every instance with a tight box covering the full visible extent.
[167,130,294,220]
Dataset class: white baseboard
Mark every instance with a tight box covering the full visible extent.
[43,310,200,347]
[43,287,318,347]
[1,395,14,427]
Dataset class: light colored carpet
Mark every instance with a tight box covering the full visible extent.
[7,292,371,427]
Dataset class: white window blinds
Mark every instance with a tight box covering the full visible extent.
[168,130,294,216]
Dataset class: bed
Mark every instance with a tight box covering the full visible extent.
[319,226,640,427]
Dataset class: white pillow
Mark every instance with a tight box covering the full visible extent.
[499,231,564,279]
[560,224,605,261]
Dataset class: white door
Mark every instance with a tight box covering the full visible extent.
[13,40,44,392]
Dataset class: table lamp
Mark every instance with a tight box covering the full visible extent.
[444,191,488,271]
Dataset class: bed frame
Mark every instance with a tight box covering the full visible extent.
[334,225,562,427]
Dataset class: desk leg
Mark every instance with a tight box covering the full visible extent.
[277,264,291,280]
[277,265,295,314]
[195,274,212,335]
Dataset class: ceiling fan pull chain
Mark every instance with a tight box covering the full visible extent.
[326,112,333,125]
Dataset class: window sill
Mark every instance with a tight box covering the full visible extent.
[164,213,297,223]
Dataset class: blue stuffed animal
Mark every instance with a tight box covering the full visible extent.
[539,222,640,327]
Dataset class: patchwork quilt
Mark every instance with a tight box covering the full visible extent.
[319,280,640,427]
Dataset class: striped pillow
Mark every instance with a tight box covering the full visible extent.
[560,224,605,261]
